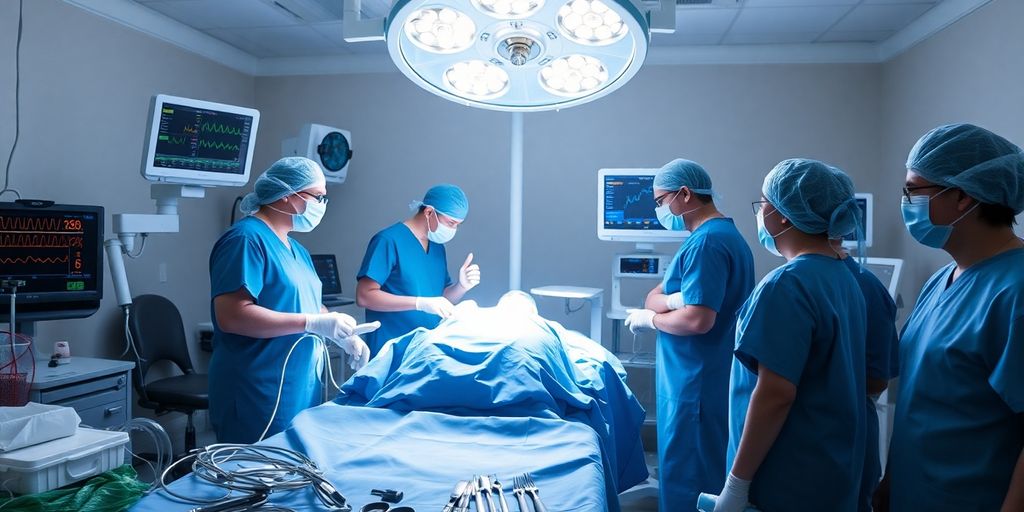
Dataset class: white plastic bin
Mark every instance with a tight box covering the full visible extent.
[0,427,129,495]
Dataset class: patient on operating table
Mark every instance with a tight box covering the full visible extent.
[336,290,648,494]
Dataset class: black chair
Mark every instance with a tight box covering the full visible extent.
[126,294,209,452]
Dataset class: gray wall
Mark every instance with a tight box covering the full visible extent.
[0,0,254,380]
[256,63,885,335]
[881,0,1024,312]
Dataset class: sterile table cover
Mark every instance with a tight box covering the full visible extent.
[337,305,648,497]
[131,403,610,511]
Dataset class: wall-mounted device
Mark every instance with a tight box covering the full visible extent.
[598,169,688,244]
[141,94,260,187]
[0,202,104,322]
[282,124,353,184]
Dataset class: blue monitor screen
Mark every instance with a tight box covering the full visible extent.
[152,101,254,175]
[603,174,666,231]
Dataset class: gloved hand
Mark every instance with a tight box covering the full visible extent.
[459,253,481,291]
[415,296,456,318]
[304,312,357,340]
[625,309,657,334]
[338,335,370,371]
[665,292,684,310]
[713,473,753,512]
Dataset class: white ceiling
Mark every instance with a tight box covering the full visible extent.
[64,0,992,75]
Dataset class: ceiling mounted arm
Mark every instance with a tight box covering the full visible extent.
[647,0,676,34]
[344,0,386,42]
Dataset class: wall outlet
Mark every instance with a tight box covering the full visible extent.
[159,262,167,283]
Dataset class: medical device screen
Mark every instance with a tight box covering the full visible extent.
[842,196,870,243]
[151,101,254,175]
[864,263,895,292]
[602,174,665,231]
[619,257,660,275]
[0,204,103,298]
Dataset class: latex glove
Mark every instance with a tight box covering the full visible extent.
[665,292,684,310]
[416,296,456,318]
[459,253,481,291]
[305,312,356,340]
[713,473,753,512]
[338,335,370,371]
[625,309,657,334]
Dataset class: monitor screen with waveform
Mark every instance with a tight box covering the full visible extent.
[152,101,254,175]
[603,174,666,231]
[0,203,104,321]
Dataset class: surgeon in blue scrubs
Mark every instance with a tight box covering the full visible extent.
[356,184,481,357]
[209,157,370,444]
[874,124,1024,512]
[624,159,754,511]
[828,237,899,512]
[715,159,867,512]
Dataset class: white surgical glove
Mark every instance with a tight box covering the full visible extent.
[713,473,753,512]
[338,335,370,371]
[625,309,657,334]
[415,296,455,318]
[665,292,684,311]
[459,253,481,291]
[304,312,357,341]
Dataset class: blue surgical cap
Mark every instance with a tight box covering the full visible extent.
[411,184,470,221]
[653,158,714,195]
[762,158,861,239]
[907,123,1024,214]
[240,157,325,214]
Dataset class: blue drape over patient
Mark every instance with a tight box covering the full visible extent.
[336,303,649,498]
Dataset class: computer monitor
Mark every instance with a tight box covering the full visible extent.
[311,254,342,297]
[0,202,104,321]
[141,94,260,187]
[597,169,688,243]
[842,193,873,249]
[861,257,903,300]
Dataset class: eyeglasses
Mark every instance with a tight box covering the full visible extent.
[654,190,680,208]
[751,200,769,215]
[901,184,944,201]
[298,192,329,205]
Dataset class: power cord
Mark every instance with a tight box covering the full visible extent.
[0,0,23,201]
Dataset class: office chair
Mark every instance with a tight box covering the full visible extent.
[125,294,209,452]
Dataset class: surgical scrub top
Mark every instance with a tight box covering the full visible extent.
[729,254,867,512]
[208,216,325,444]
[889,248,1024,511]
[842,256,899,512]
[657,218,754,511]
[358,222,453,356]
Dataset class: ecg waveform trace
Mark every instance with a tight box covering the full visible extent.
[0,255,69,265]
[152,102,251,174]
[1,214,89,278]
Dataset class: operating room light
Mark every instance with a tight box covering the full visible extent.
[557,0,627,46]
[444,60,511,99]
[539,55,608,96]
[403,7,477,53]
[385,0,648,111]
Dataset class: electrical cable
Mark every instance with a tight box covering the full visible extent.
[125,234,148,259]
[158,443,351,511]
[229,196,243,225]
[0,0,23,201]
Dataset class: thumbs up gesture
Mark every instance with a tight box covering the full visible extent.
[459,253,481,291]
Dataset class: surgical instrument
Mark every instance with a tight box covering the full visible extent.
[479,475,497,512]
[512,476,529,512]
[490,475,510,512]
[522,473,547,512]
[443,481,468,512]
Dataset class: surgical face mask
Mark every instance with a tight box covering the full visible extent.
[272,195,326,233]
[901,188,978,248]
[655,191,702,231]
[427,210,457,244]
[756,208,791,257]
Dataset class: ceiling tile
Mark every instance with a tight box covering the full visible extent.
[723,31,822,45]
[143,0,300,29]
[831,3,936,32]
[817,29,895,43]
[742,0,859,7]
[310,22,388,54]
[861,0,938,4]
[675,7,740,34]
[730,6,852,34]
[652,31,725,45]
[205,26,340,58]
